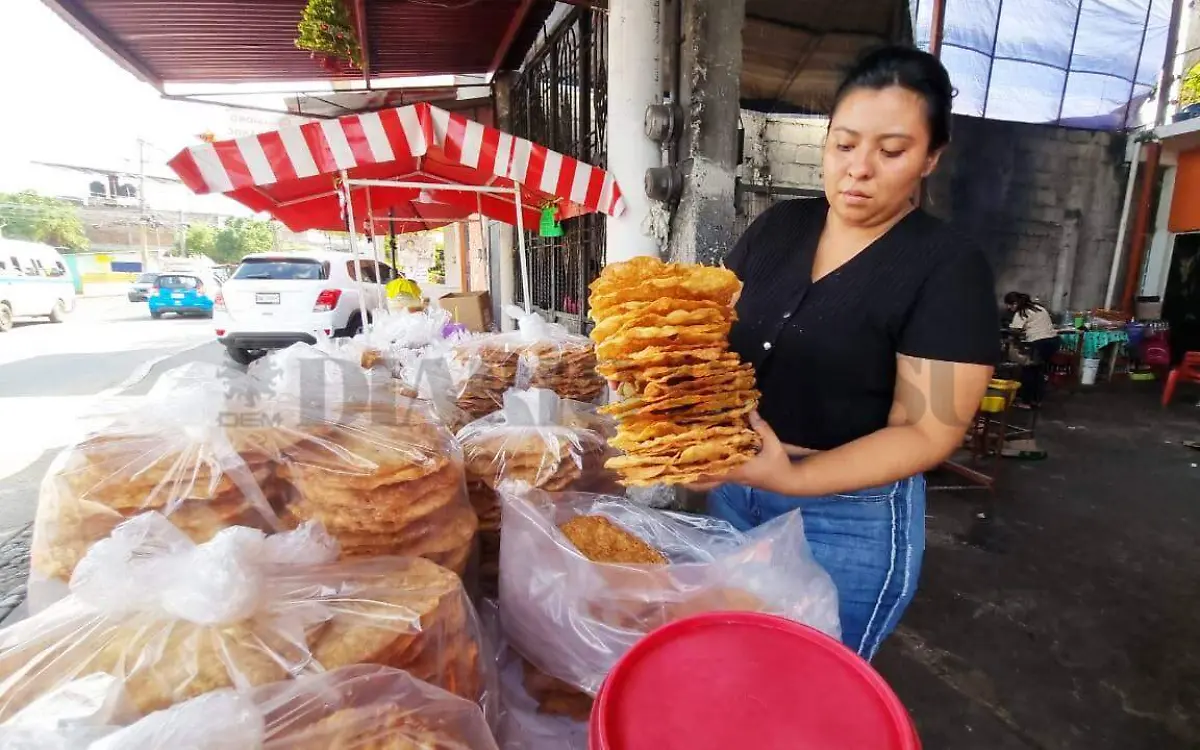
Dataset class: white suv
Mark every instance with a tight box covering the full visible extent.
[215,252,391,365]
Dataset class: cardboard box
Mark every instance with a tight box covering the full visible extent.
[438,291,494,332]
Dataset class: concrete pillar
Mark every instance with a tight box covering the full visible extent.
[492,72,518,329]
[1141,165,1177,299]
[606,0,664,262]
[668,0,746,265]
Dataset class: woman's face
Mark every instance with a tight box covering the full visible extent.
[823,85,943,228]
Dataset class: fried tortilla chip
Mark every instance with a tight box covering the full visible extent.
[591,307,730,343]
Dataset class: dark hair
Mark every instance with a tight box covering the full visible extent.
[1004,291,1043,314]
[831,45,955,151]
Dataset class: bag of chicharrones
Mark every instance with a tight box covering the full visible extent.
[392,340,477,434]
[1,513,495,723]
[84,665,499,750]
[244,345,479,575]
[497,649,591,750]
[30,363,290,603]
[0,673,139,750]
[448,307,606,420]
[475,600,589,750]
[455,388,620,597]
[312,306,459,377]
[497,485,841,695]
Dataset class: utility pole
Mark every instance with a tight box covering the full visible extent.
[138,138,150,271]
[179,208,187,257]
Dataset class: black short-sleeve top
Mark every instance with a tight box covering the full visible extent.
[725,198,999,451]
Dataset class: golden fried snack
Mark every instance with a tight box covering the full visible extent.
[33,424,291,583]
[0,556,486,721]
[522,658,594,722]
[277,411,476,575]
[279,704,472,749]
[587,257,762,486]
[458,405,616,598]
[558,515,668,565]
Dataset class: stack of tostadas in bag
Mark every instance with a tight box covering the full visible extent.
[588,256,762,486]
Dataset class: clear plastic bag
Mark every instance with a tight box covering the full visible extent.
[33,361,478,594]
[497,486,841,695]
[31,364,288,589]
[394,340,477,434]
[478,600,589,750]
[447,308,606,420]
[4,513,494,721]
[0,674,137,750]
[90,665,499,750]
[321,307,458,376]
[457,389,619,597]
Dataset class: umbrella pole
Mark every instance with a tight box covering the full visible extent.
[365,185,383,322]
[476,192,491,312]
[512,185,532,315]
[341,171,370,336]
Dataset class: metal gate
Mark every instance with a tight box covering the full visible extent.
[510,6,607,333]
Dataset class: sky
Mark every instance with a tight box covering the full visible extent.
[0,0,291,190]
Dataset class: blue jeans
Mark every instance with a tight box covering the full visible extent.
[708,475,926,660]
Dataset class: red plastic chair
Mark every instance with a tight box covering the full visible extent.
[1162,352,1200,406]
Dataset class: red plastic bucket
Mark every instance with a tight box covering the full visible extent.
[589,611,920,750]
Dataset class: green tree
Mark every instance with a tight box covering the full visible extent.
[213,218,275,263]
[175,223,218,257]
[1180,62,1200,109]
[177,218,276,264]
[0,191,89,251]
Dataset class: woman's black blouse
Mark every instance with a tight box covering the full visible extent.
[725,198,999,451]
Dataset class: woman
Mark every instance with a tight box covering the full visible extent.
[702,46,998,660]
[1004,291,1059,406]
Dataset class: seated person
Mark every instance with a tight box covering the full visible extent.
[1005,291,1059,407]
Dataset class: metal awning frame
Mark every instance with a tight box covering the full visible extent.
[339,173,531,332]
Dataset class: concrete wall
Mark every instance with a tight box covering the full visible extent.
[926,117,1127,313]
[740,110,1128,313]
[739,110,825,192]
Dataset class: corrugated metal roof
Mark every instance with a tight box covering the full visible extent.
[44,0,557,87]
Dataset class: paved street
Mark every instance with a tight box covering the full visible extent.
[0,294,223,621]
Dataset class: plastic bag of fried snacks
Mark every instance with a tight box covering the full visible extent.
[497,485,841,695]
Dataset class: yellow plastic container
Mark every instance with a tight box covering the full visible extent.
[979,395,1008,414]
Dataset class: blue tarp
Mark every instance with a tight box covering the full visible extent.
[911,0,1174,129]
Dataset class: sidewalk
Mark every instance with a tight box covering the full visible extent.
[0,524,31,621]
[80,282,131,298]
[874,381,1200,748]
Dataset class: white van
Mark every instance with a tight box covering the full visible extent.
[0,239,77,332]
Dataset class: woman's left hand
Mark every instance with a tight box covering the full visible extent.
[685,411,794,494]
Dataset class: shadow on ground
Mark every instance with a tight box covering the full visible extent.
[875,380,1200,748]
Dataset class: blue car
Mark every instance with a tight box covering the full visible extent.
[148,274,214,319]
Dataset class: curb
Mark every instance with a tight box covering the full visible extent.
[101,338,215,398]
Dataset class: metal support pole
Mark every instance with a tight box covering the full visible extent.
[1121,142,1162,313]
[1105,139,1142,309]
[341,170,371,334]
[513,185,532,314]
[476,193,490,295]
[929,0,947,59]
[365,186,384,316]
[388,207,397,270]
[1155,0,1187,128]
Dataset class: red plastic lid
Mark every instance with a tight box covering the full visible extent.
[590,612,920,750]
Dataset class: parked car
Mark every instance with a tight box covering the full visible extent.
[214,252,391,365]
[127,272,161,302]
[0,238,76,333]
[148,273,215,319]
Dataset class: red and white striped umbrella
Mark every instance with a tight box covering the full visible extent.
[167,102,626,234]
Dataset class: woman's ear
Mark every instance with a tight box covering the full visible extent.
[921,147,945,178]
